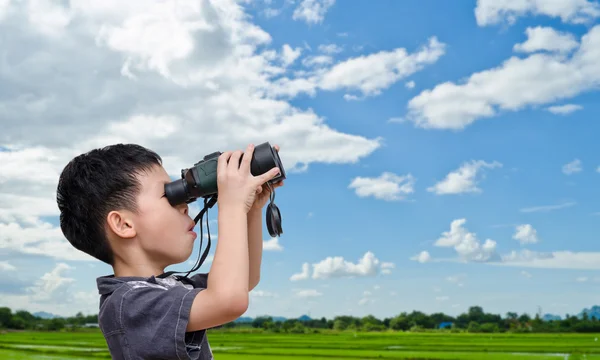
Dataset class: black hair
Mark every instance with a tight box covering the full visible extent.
[56,144,162,265]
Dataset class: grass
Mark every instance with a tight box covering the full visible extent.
[1,329,600,359]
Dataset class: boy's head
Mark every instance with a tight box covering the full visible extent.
[56,144,197,270]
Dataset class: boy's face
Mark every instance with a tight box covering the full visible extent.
[126,164,197,266]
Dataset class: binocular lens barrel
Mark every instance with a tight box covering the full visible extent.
[164,142,285,206]
[164,179,189,206]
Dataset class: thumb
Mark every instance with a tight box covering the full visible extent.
[259,167,280,183]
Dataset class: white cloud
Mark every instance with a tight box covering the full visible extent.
[563,159,582,174]
[513,224,540,245]
[427,160,502,195]
[302,55,333,67]
[262,7,281,18]
[405,81,416,89]
[405,25,600,130]
[290,263,310,281]
[267,77,320,98]
[500,250,600,270]
[358,297,372,305]
[343,94,361,101]
[359,290,375,305]
[380,262,395,275]
[0,220,95,261]
[292,0,335,25]
[547,104,583,114]
[419,219,600,270]
[411,251,431,263]
[434,219,498,262]
[436,296,449,302]
[519,201,576,213]
[521,270,533,278]
[0,0,11,22]
[26,263,75,302]
[250,290,278,298]
[26,0,72,38]
[281,44,302,66]
[264,237,283,251]
[446,275,465,287]
[312,251,380,279]
[0,263,99,316]
[349,172,415,201]
[267,37,445,101]
[0,0,384,261]
[294,289,322,298]
[388,117,406,124]
[0,261,16,271]
[514,26,579,53]
[291,251,392,280]
[319,37,445,97]
[318,44,343,54]
[475,0,600,26]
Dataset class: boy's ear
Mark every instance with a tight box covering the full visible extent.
[106,210,137,239]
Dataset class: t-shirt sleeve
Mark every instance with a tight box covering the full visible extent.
[119,283,206,360]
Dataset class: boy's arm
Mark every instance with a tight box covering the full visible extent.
[186,205,250,332]
[247,207,263,291]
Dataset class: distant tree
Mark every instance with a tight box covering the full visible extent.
[333,319,349,331]
[47,318,65,331]
[290,322,306,333]
[506,312,518,320]
[467,321,480,333]
[0,307,12,328]
[252,316,272,329]
[390,314,410,331]
[518,314,531,324]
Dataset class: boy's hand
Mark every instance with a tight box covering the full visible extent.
[250,144,284,211]
[217,144,281,214]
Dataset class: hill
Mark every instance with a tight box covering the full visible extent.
[579,305,600,320]
[33,311,59,319]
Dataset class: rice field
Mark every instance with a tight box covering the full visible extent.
[1,329,600,359]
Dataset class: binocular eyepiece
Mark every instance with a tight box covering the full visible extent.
[164,142,286,237]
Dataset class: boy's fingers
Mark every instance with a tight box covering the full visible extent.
[258,167,280,184]
[240,144,254,174]
[229,150,243,172]
[218,151,232,178]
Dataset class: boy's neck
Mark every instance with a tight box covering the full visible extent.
[112,260,166,278]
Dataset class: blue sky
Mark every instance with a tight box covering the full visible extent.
[1,0,599,320]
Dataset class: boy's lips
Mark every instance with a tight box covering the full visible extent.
[188,222,197,239]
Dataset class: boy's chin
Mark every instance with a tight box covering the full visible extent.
[174,247,195,264]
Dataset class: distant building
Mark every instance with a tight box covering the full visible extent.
[439,322,453,329]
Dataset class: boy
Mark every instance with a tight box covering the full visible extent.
[56,142,283,359]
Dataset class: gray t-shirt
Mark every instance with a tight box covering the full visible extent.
[96,272,214,359]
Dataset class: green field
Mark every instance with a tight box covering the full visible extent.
[2,329,600,359]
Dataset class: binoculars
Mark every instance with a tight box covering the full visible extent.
[164,142,286,237]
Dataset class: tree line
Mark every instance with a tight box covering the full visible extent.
[0,307,98,331]
[2,305,600,333]
[228,306,600,334]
